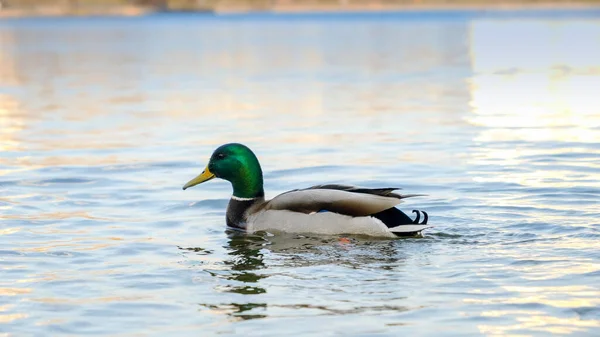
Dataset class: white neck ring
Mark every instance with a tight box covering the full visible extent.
[231,195,256,201]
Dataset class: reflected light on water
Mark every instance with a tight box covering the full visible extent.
[466,19,600,335]
[0,94,25,153]
[0,29,26,157]
[30,295,151,305]
[471,285,600,334]
[0,227,20,235]
[478,315,600,335]
[467,19,600,141]
[0,313,28,324]
[467,19,600,189]
[465,285,600,307]
[0,288,31,296]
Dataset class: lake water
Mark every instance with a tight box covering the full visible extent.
[1,9,600,336]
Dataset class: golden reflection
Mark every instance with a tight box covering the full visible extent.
[0,227,20,235]
[480,309,544,317]
[467,19,600,189]
[30,295,150,305]
[465,285,600,308]
[466,283,600,335]
[505,261,598,282]
[0,288,31,296]
[0,211,109,221]
[15,236,153,253]
[0,94,25,153]
[34,318,67,326]
[0,29,25,156]
[0,20,460,170]
[478,314,600,335]
[0,313,28,323]
[524,238,600,251]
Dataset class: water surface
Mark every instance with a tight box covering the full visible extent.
[1,10,600,336]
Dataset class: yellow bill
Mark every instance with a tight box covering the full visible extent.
[182,166,215,190]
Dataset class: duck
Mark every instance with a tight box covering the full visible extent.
[182,143,431,238]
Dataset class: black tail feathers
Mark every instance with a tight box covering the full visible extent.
[372,208,429,229]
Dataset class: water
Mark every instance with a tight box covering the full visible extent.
[1,10,600,336]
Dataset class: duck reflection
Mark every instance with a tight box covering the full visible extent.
[221,230,268,292]
[226,229,416,272]
[181,231,269,320]
[179,231,268,295]
[186,230,420,321]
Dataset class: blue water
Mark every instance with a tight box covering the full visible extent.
[1,10,600,336]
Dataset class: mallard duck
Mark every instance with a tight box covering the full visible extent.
[182,143,431,238]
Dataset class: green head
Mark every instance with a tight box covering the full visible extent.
[182,143,264,199]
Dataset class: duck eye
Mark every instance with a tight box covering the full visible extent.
[216,153,225,160]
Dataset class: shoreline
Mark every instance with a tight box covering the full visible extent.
[1,2,600,19]
[230,2,600,14]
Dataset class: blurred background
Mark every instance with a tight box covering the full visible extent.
[1,0,600,15]
[1,1,600,336]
